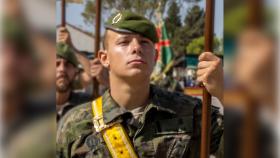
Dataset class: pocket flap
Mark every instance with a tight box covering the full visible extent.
[156,116,193,135]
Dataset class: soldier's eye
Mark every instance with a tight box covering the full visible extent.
[140,39,152,46]
[66,62,74,68]
[141,40,149,44]
[56,61,62,67]
[118,40,129,46]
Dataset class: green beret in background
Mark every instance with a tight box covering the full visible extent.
[105,11,158,43]
[56,43,79,67]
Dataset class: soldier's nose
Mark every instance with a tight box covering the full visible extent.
[131,39,142,54]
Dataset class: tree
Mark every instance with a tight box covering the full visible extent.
[80,0,169,25]
[186,36,223,56]
[165,1,181,38]
[184,5,205,38]
[65,0,83,3]
[171,5,205,57]
[81,0,96,25]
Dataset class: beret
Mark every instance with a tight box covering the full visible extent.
[56,43,79,67]
[105,11,158,43]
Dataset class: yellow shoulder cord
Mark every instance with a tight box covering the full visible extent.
[92,97,139,158]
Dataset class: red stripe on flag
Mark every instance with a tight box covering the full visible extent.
[157,40,170,47]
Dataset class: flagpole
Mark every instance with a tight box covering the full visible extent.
[92,0,101,99]
[200,0,215,157]
[241,1,262,158]
[61,0,66,27]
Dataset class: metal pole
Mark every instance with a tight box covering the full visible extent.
[61,0,66,27]
[200,0,215,157]
[93,0,101,99]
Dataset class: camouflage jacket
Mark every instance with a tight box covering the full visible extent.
[57,91,92,121]
[57,85,223,158]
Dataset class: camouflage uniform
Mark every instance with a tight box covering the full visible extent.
[56,42,91,121]
[57,85,223,158]
[57,91,92,121]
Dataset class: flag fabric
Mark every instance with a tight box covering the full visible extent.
[153,21,174,76]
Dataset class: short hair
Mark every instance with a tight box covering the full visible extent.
[102,30,108,49]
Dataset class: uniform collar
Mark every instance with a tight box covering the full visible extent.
[102,90,130,124]
[101,85,177,124]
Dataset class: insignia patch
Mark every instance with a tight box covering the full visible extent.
[112,13,122,24]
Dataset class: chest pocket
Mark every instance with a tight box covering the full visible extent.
[153,116,193,158]
[79,133,112,158]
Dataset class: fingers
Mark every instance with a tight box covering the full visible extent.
[57,34,68,43]
[196,68,211,83]
[57,27,70,43]
[90,58,101,65]
[198,57,221,72]
[58,27,68,33]
[197,57,221,77]
[198,52,219,61]
[90,58,103,77]
[196,67,211,77]
[197,61,212,69]
[197,52,222,84]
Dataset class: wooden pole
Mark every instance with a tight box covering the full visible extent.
[61,0,66,27]
[248,0,262,28]
[200,0,215,157]
[93,0,101,99]
[241,1,262,158]
[242,97,258,158]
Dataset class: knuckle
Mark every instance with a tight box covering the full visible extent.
[204,72,210,79]
[216,58,221,64]
[213,61,220,68]
[210,65,216,71]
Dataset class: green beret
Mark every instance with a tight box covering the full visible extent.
[105,11,158,43]
[56,43,79,67]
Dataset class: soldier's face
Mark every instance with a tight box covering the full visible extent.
[56,58,77,92]
[100,30,156,81]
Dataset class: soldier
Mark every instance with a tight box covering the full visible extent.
[56,27,109,121]
[57,27,109,91]
[56,43,92,120]
[57,11,223,158]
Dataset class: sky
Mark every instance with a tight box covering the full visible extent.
[56,0,223,38]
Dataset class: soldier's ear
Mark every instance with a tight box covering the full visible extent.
[98,50,109,68]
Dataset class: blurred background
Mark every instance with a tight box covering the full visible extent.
[2,0,56,157]
[1,0,279,157]
[224,0,278,158]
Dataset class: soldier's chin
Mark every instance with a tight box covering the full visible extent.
[125,69,151,79]
[56,85,70,93]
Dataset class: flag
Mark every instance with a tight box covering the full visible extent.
[153,21,174,76]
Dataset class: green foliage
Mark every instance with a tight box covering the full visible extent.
[224,5,248,38]
[165,4,205,57]
[186,36,223,55]
[165,1,181,38]
[66,0,83,3]
[77,0,222,57]
[80,0,169,25]
[81,0,96,25]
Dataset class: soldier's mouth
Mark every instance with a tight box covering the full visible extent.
[128,59,146,65]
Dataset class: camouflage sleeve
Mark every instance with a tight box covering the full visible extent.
[190,101,224,158]
[210,106,224,156]
[56,102,93,158]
